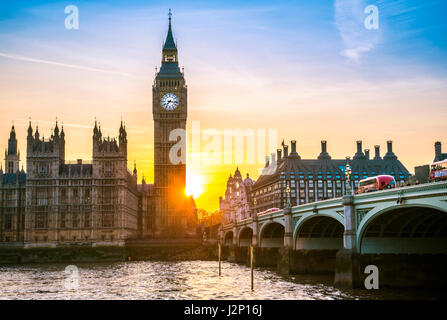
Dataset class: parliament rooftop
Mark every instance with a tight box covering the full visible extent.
[251,140,411,213]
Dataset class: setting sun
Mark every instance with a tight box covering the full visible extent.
[186,173,204,199]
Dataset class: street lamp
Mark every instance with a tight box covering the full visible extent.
[285,181,291,208]
[252,197,257,216]
[345,157,353,195]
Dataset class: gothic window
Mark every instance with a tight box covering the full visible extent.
[84,188,91,204]
[60,189,67,204]
[84,212,91,228]
[4,215,12,230]
[73,188,79,204]
[60,213,65,228]
[72,213,79,228]
[37,190,48,206]
[39,163,49,175]
[35,213,47,229]
[8,161,13,173]
[104,162,112,176]
[6,190,14,207]
[102,213,114,228]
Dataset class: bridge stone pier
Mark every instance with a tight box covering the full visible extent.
[221,182,447,288]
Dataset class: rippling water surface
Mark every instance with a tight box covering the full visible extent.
[0,261,444,300]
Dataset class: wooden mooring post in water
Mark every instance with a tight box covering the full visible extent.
[250,245,254,291]
[218,242,222,276]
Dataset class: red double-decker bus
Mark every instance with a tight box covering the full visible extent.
[258,208,280,216]
[358,175,396,194]
[430,160,447,182]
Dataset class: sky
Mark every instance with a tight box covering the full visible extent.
[0,0,447,211]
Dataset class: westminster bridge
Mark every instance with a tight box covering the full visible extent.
[220,181,447,288]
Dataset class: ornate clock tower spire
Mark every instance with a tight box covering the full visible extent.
[152,10,191,236]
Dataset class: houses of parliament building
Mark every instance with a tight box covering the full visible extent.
[0,14,196,246]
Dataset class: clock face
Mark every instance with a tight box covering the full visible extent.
[160,93,179,111]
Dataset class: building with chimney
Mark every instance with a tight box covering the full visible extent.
[247,140,411,215]
[434,141,447,162]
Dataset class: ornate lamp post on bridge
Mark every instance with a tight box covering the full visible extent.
[345,157,354,195]
[251,197,259,248]
[285,182,291,209]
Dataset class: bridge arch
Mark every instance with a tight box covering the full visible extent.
[238,226,253,247]
[223,230,234,246]
[357,203,447,254]
[293,213,344,250]
[259,222,285,248]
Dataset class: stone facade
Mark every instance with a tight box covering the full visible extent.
[219,168,254,225]
[251,140,411,214]
[151,13,197,237]
[219,140,412,222]
[252,141,411,213]
[0,122,139,247]
[0,125,26,243]
[0,14,199,245]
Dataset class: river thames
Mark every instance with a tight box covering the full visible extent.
[0,260,445,300]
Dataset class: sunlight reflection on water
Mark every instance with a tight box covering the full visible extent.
[0,261,443,300]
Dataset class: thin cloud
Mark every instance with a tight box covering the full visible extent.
[334,0,382,62]
[0,52,139,78]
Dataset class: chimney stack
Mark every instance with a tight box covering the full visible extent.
[321,140,327,153]
[353,140,365,160]
[288,140,300,158]
[318,140,331,160]
[356,140,362,154]
[277,149,282,161]
[365,149,370,160]
[387,140,393,153]
[291,140,297,154]
[374,145,381,159]
[265,155,269,167]
[435,141,442,161]
[283,145,289,157]
[384,140,397,160]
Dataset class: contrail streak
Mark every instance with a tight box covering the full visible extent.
[0,52,140,78]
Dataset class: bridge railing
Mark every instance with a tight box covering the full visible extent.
[221,181,447,230]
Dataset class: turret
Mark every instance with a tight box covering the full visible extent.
[54,120,60,137]
[134,161,138,175]
[5,124,20,174]
[119,120,128,156]
[26,121,65,177]
[7,124,17,155]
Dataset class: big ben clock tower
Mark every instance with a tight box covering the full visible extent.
[152,10,192,236]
